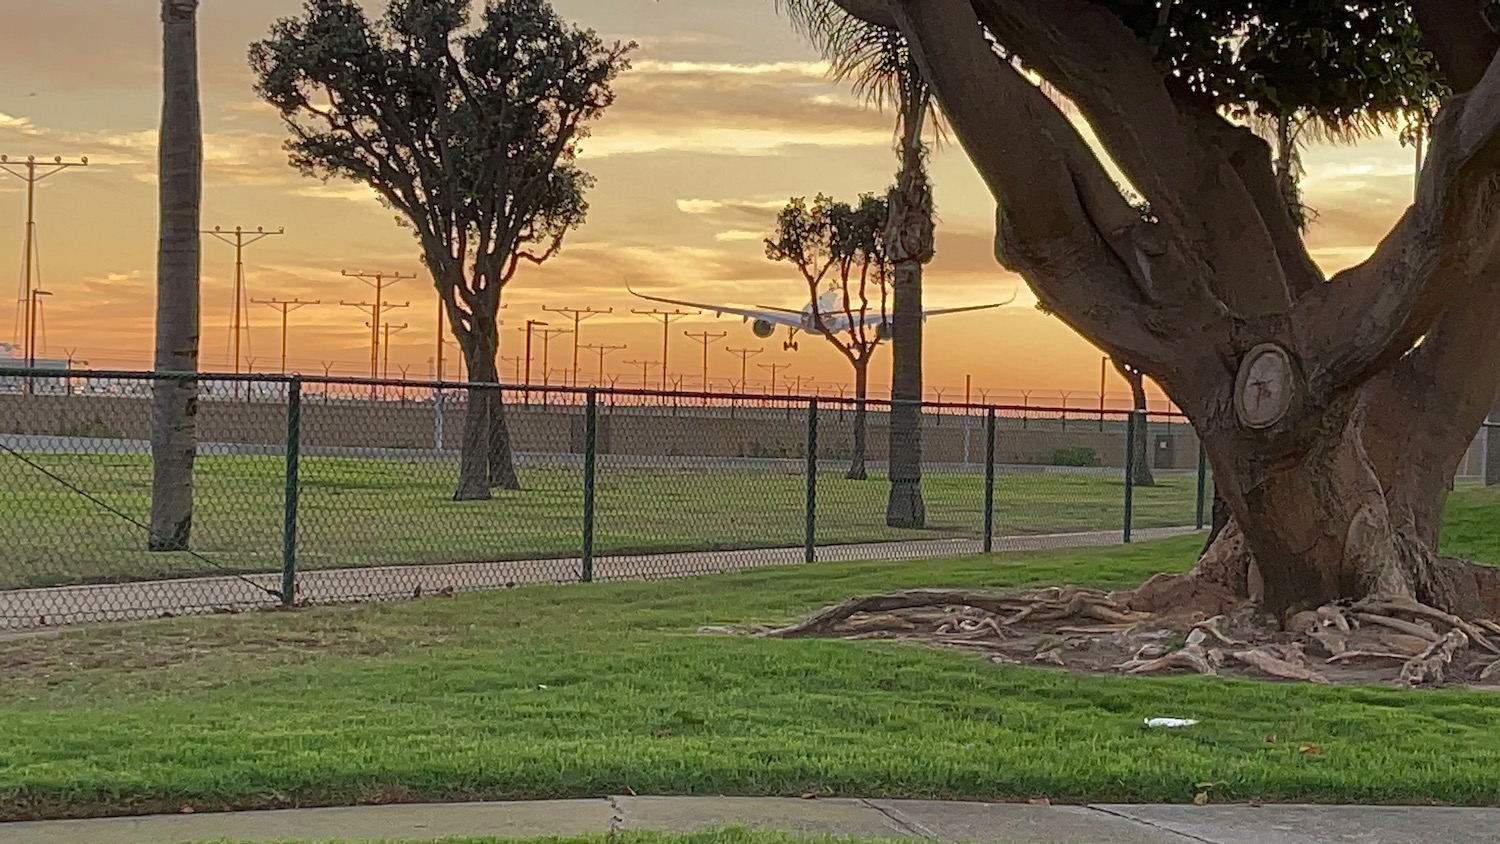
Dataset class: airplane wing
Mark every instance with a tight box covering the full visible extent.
[847,288,1021,327]
[626,285,804,327]
[921,287,1021,320]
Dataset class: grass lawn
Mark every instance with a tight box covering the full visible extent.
[195,831,910,844]
[5,512,1500,821]
[0,452,1203,589]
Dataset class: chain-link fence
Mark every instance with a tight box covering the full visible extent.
[0,368,1212,628]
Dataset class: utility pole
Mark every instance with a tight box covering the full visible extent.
[726,346,763,393]
[684,330,727,391]
[342,269,415,380]
[341,299,410,377]
[2,155,87,376]
[542,305,612,385]
[203,226,284,379]
[253,297,320,373]
[757,361,790,393]
[341,299,409,399]
[522,319,548,401]
[632,306,697,390]
[537,327,572,387]
[624,359,660,389]
[379,322,409,379]
[581,343,627,385]
[26,289,51,393]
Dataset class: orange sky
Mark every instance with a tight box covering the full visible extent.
[0,0,1423,406]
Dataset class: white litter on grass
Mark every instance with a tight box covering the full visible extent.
[1144,717,1198,728]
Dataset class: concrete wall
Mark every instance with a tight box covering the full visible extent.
[0,392,1205,470]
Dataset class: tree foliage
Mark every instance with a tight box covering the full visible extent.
[766,193,892,479]
[251,0,632,319]
[765,194,892,368]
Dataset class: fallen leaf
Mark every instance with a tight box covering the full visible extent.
[1193,791,1209,806]
[180,805,195,814]
[1195,781,1217,789]
[1249,798,1264,808]
[1264,733,1276,744]
[1027,797,1051,806]
[620,786,637,796]
[1299,743,1323,756]
[800,792,819,800]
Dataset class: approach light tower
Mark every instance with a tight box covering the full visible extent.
[2,154,88,390]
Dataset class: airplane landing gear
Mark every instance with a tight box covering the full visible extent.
[783,340,799,351]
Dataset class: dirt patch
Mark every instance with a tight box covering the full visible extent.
[0,604,455,697]
[727,587,1500,689]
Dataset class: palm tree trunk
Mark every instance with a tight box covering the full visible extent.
[885,91,933,527]
[148,0,202,552]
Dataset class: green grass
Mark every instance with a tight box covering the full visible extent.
[6,525,1500,821]
[0,452,1202,589]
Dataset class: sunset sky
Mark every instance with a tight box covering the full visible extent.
[0,0,1424,404]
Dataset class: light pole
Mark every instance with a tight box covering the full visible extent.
[538,327,572,387]
[524,319,547,402]
[24,289,52,394]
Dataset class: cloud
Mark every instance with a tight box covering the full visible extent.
[714,230,768,243]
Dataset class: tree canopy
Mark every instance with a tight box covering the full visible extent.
[251,0,634,499]
[765,193,892,367]
[250,0,633,331]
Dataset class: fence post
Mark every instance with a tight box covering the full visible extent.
[280,377,303,607]
[805,397,818,564]
[1123,409,1138,544]
[1195,440,1208,530]
[582,389,598,583]
[983,407,997,553]
[433,387,445,451]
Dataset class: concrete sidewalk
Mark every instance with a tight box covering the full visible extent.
[4,796,1499,844]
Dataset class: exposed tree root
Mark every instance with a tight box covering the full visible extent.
[750,581,1500,689]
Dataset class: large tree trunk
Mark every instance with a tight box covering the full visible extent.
[848,359,870,481]
[884,92,935,527]
[1138,356,1500,623]
[486,387,520,490]
[148,0,202,552]
[839,0,1500,625]
[454,318,519,499]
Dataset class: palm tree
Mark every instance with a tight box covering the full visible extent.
[148,0,203,551]
[778,0,935,528]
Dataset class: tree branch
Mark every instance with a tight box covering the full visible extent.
[1186,108,1324,297]
[971,0,1291,317]
[1413,0,1500,94]
[885,0,1202,371]
[1299,55,1500,394]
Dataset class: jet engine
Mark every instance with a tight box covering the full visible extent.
[877,321,893,340]
[752,319,776,339]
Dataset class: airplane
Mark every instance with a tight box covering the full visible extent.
[626,284,1017,350]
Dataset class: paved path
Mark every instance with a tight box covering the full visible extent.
[4,796,1498,844]
[0,527,1196,630]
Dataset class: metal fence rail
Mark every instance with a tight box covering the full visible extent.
[0,368,1214,628]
